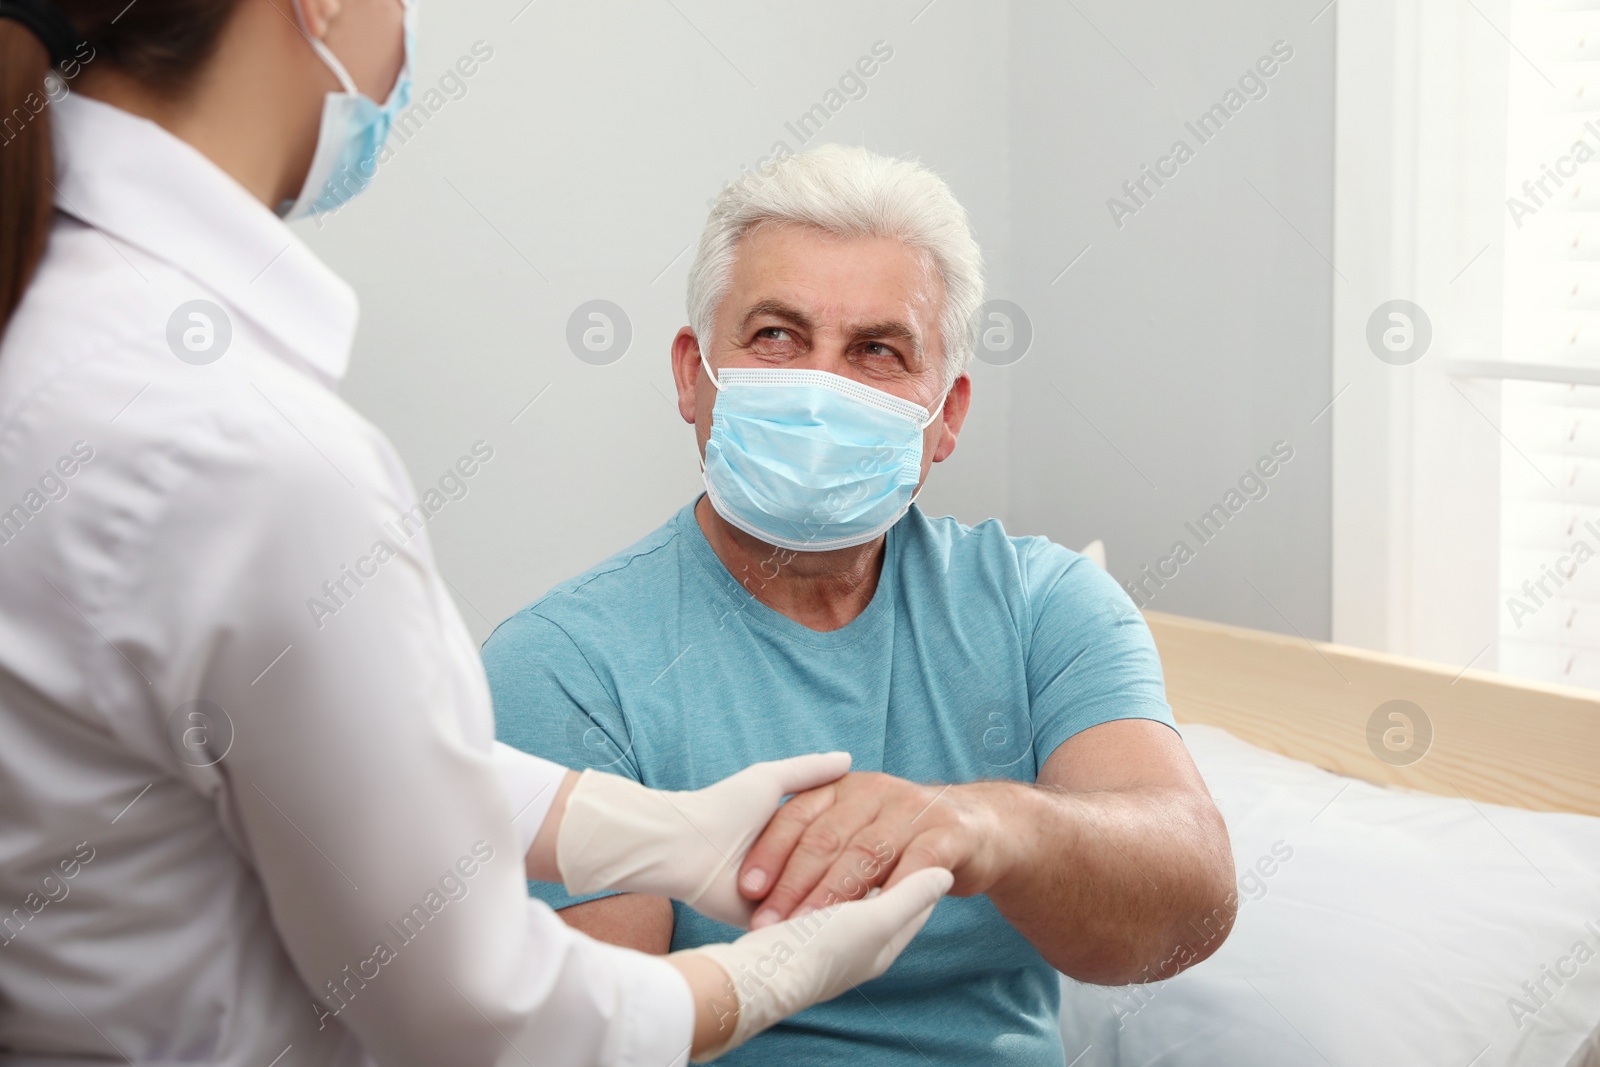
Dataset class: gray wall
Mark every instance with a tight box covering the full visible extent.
[303,0,1333,643]
[1003,0,1334,638]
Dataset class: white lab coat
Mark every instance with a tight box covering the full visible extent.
[0,94,691,1066]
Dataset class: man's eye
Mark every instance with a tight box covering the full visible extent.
[862,342,898,358]
[755,327,792,342]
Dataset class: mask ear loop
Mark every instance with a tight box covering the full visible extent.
[289,0,361,94]
[904,383,955,507]
[696,343,721,478]
[697,344,724,392]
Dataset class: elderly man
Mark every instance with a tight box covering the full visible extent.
[484,144,1235,1065]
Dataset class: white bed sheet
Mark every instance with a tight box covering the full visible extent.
[1059,722,1600,1067]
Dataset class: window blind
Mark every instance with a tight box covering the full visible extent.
[1498,1,1600,688]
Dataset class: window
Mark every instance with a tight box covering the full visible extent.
[1482,0,1600,687]
[1329,0,1600,689]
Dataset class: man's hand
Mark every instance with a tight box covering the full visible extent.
[737,771,1017,929]
[735,722,1238,985]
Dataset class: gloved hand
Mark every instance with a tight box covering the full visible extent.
[555,752,851,928]
[677,865,954,1062]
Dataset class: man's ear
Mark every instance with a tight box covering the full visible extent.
[670,328,704,425]
[931,373,972,463]
[297,0,342,38]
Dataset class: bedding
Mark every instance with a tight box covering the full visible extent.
[1059,722,1600,1066]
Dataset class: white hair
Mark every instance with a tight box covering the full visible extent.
[687,144,985,386]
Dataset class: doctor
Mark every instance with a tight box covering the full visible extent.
[0,0,951,1064]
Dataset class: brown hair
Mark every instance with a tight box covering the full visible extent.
[0,1,240,332]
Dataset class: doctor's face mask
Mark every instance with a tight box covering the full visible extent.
[278,0,415,220]
[698,348,948,553]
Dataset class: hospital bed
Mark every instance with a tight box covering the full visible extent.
[1058,611,1600,1066]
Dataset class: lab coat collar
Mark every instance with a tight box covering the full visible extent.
[51,93,358,384]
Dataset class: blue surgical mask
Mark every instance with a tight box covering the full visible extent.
[277,0,415,221]
[700,354,947,552]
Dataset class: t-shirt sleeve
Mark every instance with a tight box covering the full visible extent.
[482,608,636,911]
[1018,538,1177,771]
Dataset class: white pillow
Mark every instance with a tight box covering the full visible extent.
[1059,723,1600,1067]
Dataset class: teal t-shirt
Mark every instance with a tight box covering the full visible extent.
[484,499,1175,1066]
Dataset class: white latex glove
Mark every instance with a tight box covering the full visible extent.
[678,865,954,1062]
[555,752,852,927]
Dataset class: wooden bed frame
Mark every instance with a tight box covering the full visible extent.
[1143,611,1600,817]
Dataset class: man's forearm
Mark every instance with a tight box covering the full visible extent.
[959,779,1236,984]
[738,724,1237,982]
[557,894,676,956]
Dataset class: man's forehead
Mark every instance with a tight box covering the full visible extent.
[723,224,943,331]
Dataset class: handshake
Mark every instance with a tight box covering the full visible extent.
[549,753,957,1062]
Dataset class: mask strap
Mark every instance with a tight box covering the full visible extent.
[698,345,723,392]
[907,392,948,508]
[289,0,360,95]
[918,390,949,430]
[696,345,715,477]
[904,388,949,510]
